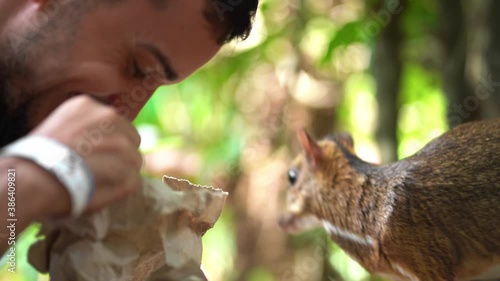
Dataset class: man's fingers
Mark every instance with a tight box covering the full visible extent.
[87,101,141,149]
[122,124,141,149]
[30,94,146,216]
[125,143,143,170]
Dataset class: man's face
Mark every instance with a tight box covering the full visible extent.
[0,0,221,145]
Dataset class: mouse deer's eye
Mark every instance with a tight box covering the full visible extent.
[288,169,299,186]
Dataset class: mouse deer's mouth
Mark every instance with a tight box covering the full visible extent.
[278,214,322,234]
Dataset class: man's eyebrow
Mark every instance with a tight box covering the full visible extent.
[137,42,178,81]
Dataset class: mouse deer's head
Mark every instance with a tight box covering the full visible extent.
[279,129,358,234]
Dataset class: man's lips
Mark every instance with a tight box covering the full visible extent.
[69,92,120,106]
[66,92,139,121]
[104,94,121,106]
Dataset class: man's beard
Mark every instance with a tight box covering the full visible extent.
[0,1,92,148]
[0,92,31,148]
[0,64,32,148]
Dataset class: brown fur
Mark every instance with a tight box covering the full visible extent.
[279,119,500,281]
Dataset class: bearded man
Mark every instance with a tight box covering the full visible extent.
[0,0,258,255]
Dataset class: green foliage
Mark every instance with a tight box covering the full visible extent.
[0,225,44,281]
[398,63,447,159]
[321,20,367,65]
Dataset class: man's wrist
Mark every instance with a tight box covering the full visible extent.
[0,157,71,221]
[0,136,95,216]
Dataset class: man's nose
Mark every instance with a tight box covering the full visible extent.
[107,91,153,121]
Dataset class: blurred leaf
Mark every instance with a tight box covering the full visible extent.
[0,224,41,281]
[321,21,366,65]
[248,268,274,281]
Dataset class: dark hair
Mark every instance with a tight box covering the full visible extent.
[101,0,258,44]
[204,0,259,44]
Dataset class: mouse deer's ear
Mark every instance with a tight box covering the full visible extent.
[334,132,354,151]
[297,129,323,167]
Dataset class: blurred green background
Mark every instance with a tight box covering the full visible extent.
[2,0,499,280]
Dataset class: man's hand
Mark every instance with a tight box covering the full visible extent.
[31,95,143,215]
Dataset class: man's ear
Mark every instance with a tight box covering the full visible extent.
[297,129,322,168]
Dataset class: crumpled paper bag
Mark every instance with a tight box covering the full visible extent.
[27,176,228,281]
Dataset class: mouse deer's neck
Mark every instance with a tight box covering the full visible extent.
[317,148,394,250]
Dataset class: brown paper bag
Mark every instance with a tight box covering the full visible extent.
[28,176,228,281]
